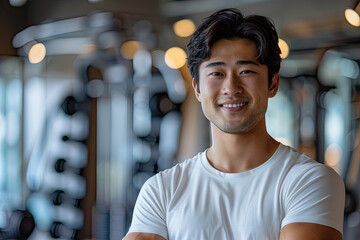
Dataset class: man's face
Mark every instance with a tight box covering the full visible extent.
[192,38,279,134]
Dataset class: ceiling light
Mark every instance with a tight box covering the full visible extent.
[173,19,196,37]
[345,8,360,27]
[164,47,187,69]
[278,38,289,59]
[28,43,46,64]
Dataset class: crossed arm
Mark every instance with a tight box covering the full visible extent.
[280,223,342,240]
[123,222,342,240]
[123,232,165,240]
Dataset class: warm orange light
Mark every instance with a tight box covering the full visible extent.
[164,47,187,69]
[278,38,289,59]
[345,8,360,27]
[28,43,46,64]
[324,143,342,168]
[173,19,196,37]
[120,41,143,60]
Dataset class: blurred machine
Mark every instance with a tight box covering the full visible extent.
[5,12,186,239]
[0,57,35,239]
[317,49,360,240]
[88,38,186,239]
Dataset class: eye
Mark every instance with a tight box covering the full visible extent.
[210,72,224,77]
[240,70,254,75]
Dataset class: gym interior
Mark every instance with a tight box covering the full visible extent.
[0,0,359,239]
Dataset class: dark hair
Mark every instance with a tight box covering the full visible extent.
[186,8,281,87]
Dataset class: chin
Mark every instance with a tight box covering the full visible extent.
[216,123,253,134]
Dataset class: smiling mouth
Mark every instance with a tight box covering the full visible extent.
[221,103,246,108]
[220,102,248,108]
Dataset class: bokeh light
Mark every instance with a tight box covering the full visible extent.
[164,47,187,69]
[28,43,46,64]
[278,38,289,59]
[120,41,143,60]
[173,19,196,37]
[324,143,342,168]
[345,8,360,27]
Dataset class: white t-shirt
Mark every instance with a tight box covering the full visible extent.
[128,143,345,240]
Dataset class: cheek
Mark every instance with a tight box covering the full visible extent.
[247,83,269,103]
[200,80,220,95]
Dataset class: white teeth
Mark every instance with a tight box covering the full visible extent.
[222,103,246,108]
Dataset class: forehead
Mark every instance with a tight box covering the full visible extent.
[209,38,258,60]
[199,38,263,71]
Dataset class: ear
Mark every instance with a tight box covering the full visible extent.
[268,73,280,98]
[192,78,201,102]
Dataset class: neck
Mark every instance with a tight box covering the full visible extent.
[207,120,279,173]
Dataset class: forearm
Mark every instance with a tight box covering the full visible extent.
[123,232,166,240]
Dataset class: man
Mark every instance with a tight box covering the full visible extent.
[124,8,345,240]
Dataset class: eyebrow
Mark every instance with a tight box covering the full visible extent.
[236,60,259,66]
[204,60,259,68]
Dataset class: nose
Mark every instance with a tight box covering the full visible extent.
[221,74,243,95]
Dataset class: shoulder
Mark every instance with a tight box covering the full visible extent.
[142,151,203,191]
[282,145,342,182]
[279,146,345,234]
[279,144,345,199]
[158,152,202,179]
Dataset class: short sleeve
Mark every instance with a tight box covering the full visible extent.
[281,164,345,234]
[127,174,168,239]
